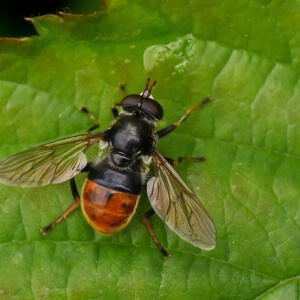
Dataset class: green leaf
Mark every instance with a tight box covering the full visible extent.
[0,1,300,299]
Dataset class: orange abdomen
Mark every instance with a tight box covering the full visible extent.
[81,179,139,234]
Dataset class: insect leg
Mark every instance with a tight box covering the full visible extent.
[142,208,170,259]
[157,96,212,138]
[111,103,119,118]
[119,82,126,99]
[164,156,206,166]
[79,106,100,133]
[110,82,126,118]
[101,0,107,11]
[40,177,82,235]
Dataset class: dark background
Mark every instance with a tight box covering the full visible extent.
[0,0,103,37]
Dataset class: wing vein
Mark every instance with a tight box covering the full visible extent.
[0,132,105,187]
[147,150,217,250]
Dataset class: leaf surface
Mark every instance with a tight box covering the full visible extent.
[0,1,299,299]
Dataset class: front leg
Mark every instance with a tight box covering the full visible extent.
[157,96,212,138]
[110,82,127,118]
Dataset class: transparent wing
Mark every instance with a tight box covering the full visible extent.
[0,132,106,187]
[147,150,217,250]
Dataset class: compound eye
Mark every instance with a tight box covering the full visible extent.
[121,95,141,107]
[141,98,164,120]
[121,94,164,120]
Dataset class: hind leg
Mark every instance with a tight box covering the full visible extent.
[40,164,91,235]
[142,208,170,259]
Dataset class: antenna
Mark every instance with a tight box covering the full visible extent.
[139,78,156,107]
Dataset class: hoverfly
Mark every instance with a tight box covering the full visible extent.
[0,79,217,258]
